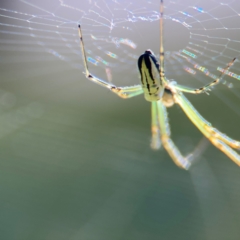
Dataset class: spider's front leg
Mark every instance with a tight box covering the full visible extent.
[78,25,143,99]
[172,58,236,95]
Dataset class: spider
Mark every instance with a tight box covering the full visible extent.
[78,0,240,170]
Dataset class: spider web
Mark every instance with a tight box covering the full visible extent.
[1,0,240,112]
[1,3,240,238]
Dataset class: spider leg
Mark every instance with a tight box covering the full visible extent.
[118,89,144,99]
[156,100,204,170]
[173,92,240,149]
[174,92,240,166]
[150,102,161,149]
[173,58,236,94]
[78,25,143,99]
[204,125,240,149]
[159,0,168,86]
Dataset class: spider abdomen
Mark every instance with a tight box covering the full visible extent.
[138,50,164,102]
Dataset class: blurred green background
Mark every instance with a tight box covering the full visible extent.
[1,0,240,240]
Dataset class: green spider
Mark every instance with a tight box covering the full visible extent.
[78,0,240,169]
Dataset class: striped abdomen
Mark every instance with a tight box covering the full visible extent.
[138,50,164,102]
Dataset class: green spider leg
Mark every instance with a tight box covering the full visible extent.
[120,89,144,98]
[156,100,204,170]
[174,92,240,166]
[151,102,161,150]
[172,58,236,94]
[78,25,143,99]
[173,92,240,149]
[159,0,235,95]
[159,0,168,86]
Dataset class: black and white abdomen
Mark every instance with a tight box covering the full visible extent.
[138,50,165,102]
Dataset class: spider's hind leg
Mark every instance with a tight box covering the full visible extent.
[151,102,161,150]
[175,92,240,166]
[156,100,207,170]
